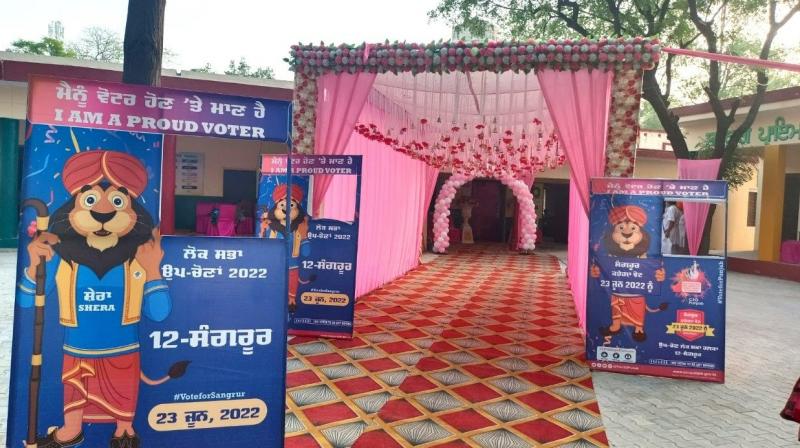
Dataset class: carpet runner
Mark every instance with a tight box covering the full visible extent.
[285,244,607,447]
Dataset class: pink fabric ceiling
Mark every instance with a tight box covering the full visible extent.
[356,71,565,178]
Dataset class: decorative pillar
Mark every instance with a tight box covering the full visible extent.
[757,144,785,262]
[160,134,177,235]
[0,118,20,248]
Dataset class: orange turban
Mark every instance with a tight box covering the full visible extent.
[62,150,148,197]
[609,205,647,226]
[272,184,305,203]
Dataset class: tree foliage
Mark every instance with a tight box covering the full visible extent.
[225,58,275,79]
[430,0,800,182]
[69,27,124,62]
[7,37,75,57]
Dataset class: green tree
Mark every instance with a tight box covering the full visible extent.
[191,63,214,73]
[7,37,76,57]
[225,58,275,79]
[430,0,800,185]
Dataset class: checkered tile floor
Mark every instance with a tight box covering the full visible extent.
[285,244,607,447]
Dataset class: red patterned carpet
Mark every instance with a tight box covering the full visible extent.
[285,244,607,448]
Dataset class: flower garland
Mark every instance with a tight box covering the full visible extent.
[354,118,565,179]
[287,37,661,76]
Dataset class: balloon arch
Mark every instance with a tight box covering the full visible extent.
[432,174,537,254]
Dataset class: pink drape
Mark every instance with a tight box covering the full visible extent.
[321,103,438,297]
[677,158,723,256]
[538,69,613,330]
[568,183,590,326]
[313,72,377,216]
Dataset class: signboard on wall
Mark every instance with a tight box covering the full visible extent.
[177,152,205,195]
[27,76,291,142]
[585,178,728,383]
[258,155,362,339]
[7,76,291,447]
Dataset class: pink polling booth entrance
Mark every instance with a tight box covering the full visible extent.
[287,38,663,329]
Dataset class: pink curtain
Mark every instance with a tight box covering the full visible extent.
[321,103,438,297]
[677,159,723,256]
[568,183,590,326]
[421,167,440,252]
[313,71,377,216]
[538,69,613,330]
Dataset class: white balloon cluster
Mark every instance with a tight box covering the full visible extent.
[498,176,538,252]
[432,174,473,254]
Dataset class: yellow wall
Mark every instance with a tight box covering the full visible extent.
[758,145,787,261]
[710,172,757,252]
[175,135,288,197]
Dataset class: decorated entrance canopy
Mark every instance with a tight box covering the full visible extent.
[287,37,662,327]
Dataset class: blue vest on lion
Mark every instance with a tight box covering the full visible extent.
[17,255,172,358]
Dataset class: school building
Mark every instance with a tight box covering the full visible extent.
[1,52,798,280]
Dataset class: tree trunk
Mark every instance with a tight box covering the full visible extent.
[698,204,716,255]
[122,0,166,86]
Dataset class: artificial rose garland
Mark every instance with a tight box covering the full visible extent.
[286,37,661,77]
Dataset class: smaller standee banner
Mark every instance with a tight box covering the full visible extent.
[258,155,362,339]
[585,178,728,383]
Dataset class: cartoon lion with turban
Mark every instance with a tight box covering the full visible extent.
[263,183,313,313]
[591,205,667,342]
[18,150,187,448]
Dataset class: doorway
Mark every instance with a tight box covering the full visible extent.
[783,173,800,241]
[470,179,504,242]
[223,169,257,217]
[540,182,569,244]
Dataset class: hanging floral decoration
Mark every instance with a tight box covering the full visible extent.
[354,117,564,178]
[286,37,661,76]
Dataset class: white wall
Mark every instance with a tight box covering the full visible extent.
[175,135,288,197]
[0,82,27,120]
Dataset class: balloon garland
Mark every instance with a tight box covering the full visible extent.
[498,175,538,252]
[432,174,538,254]
[432,174,473,254]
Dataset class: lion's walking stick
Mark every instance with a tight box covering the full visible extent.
[22,198,49,448]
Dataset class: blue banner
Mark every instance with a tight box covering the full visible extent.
[9,82,292,447]
[586,178,727,383]
[259,155,361,338]
[8,125,166,446]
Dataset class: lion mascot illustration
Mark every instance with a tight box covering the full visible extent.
[591,205,667,342]
[263,183,313,313]
[17,150,188,448]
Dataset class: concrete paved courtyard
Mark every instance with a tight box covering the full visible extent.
[0,248,798,446]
